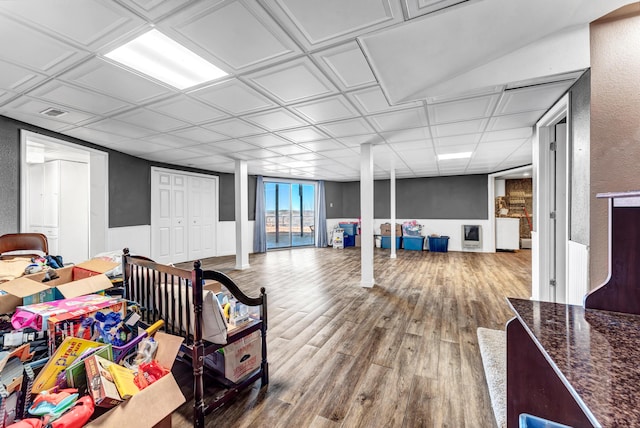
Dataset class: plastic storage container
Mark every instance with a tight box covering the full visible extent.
[427,236,449,252]
[402,236,425,251]
[338,222,358,236]
[381,236,402,249]
[519,414,571,428]
[343,235,356,247]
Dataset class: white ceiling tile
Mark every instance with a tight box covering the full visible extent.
[114,108,189,132]
[348,86,422,114]
[107,138,173,155]
[146,95,227,124]
[316,117,375,138]
[434,142,476,153]
[496,80,574,115]
[431,119,488,137]
[289,152,327,161]
[2,97,95,125]
[166,0,299,71]
[30,81,131,115]
[117,0,192,21]
[2,111,71,132]
[208,139,258,152]
[312,42,376,89]
[481,127,533,142]
[369,107,428,132]
[0,15,89,75]
[143,147,205,162]
[261,0,403,49]
[404,0,470,19]
[203,118,265,138]
[425,85,505,104]
[172,126,228,143]
[244,108,309,131]
[189,79,275,114]
[234,148,279,159]
[381,127,431,143]
[337,134,385,146]
[434,133,482,147]
[388,140,433,151]
[318,148,358,159]
[290,95,359,123]
[145,134,197,149]
[427,94,499,124]
[62,58,173,104]
[0,59,47,92]
[62,126,128,145]
[277,127,328,143]
[0,0,145,50]
[178,154,233,169]
[298,139,346,152]
[487,110,545,131]
[269,144,312,156]
[85,118,156,139]
[240,133,292,148]
[246,57,336,104]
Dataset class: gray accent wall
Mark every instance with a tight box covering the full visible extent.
[569,70,590,245]
[327,174,488,219]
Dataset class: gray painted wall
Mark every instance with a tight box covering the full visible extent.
[326,174,489,219]
[570,70,590,245]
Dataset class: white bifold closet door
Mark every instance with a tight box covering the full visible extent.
[151,168,217,265]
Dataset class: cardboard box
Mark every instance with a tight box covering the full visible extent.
[380,223,402,236]
[85,354,123,408]
[205,331,261,383]
[0,259,118,314]
[87,332,186,428]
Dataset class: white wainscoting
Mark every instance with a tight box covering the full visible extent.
[107,225,150,257]
[566,240,589,306]
[216,221,255,257]
[531,231,539,301]
[326,218,494,252]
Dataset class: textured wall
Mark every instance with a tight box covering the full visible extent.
[590,5,640,287]
[570,70,591,245]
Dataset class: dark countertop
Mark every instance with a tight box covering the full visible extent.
[508,298,640,428]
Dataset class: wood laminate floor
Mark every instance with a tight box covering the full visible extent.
[171,247,531,428]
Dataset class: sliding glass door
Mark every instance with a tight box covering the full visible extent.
[265,181,315,249]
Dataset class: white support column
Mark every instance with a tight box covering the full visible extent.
[235,159,250,270]
[360,143,375,288]
[390,167,397,259]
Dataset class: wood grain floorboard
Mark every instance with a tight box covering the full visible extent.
[170,247,530,428]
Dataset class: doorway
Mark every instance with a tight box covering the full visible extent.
[265,181,315,249]
[20,131,108,264]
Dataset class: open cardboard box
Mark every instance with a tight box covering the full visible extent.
[0,259,118,314]
[87,331,186,428]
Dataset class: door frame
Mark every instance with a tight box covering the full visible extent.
[533,93,570,302]
[150,166,219,263]
[19,130,108,258]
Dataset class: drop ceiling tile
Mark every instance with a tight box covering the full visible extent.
[369,107,428,132]
[404,0,470,19]
[0,59,47,92]
[179,143,224,155]
[299,139,346,152]
[261,0,403,49]
[172,126,228,143]
[244,108,309,131]
[30,81,132,116]
[434,142,476,154]
[487,110,545,131]
[0,15,89,75]
[246,57,336,104]
[277,127,328,143]
[145,134,196,149]
[433,133,482,147]
[380,127,431,143]
[62,58,173,104]
[63,126,128,145]
[2,97,95,125]
[0,90,16,106]
[2,111,71,132]
[312,42,376,89]
[269,144,312,156]
[146,95,227,124]
[290,95,359,124]
[337,134,385,146]
[203,118,265,138]
[427,94,499,124]
[179,155,233,169]
[388,140,433,151]
[431,119,488,138]
[189,79,275,115]
[234,148,280,159]
[318,148,358,159]
[289,152,327,161]
[0,0,145,50]
[165,0,299,71]
[496,80,574,115]
[481,127,533,142]
[240,133,293,148]
[316,117,375,138]
[117,0,192,21]
[348,86,422,114]
[107,138,173,155]
[114,108,189,132]
[85,118,156,139]
[143,147,205,162]
[208,139,258,152]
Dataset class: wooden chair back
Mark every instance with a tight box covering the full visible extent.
[0,233,49,259]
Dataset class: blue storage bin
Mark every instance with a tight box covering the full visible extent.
[402,236,424,251]
[519,414,571,428]
[344,235,356,247]
[427,236,449,252]
[339,222,358,236]
[381,236,402,249]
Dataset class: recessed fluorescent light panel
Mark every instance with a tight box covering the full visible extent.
[437,152,472,160]
[105,29,228,90]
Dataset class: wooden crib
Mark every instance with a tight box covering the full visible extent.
[121,249,268,427]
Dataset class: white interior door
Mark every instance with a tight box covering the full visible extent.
[171,174,188,263]
[188,176,216,261]
[550,123,568,303]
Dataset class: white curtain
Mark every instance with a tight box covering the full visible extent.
[315,180,328,247]
[253,176,267,253]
